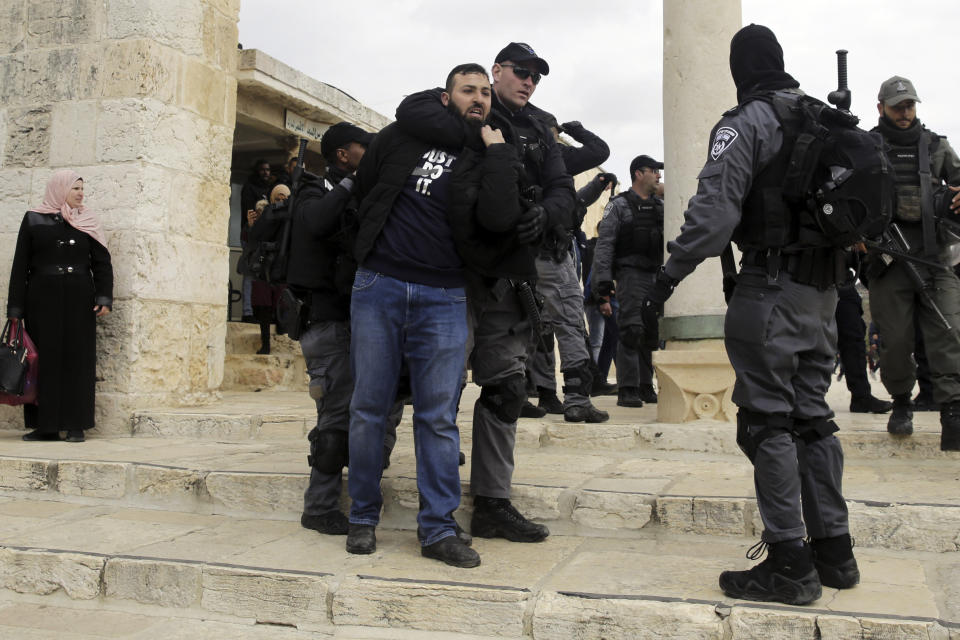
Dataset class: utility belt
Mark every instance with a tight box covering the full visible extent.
[741,247,847,290]
[32,264,88,276]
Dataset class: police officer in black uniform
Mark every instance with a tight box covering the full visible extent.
[592,154,664,407]
[523,115,612,417]
[638,25,858,605]
[291,123,401,536]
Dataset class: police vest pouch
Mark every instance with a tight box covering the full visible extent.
[807,109,895,247]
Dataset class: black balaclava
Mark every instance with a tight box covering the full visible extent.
[729,24,800,103]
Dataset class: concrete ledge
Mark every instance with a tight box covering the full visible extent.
[0,544,955,638]
[0,451,958,553]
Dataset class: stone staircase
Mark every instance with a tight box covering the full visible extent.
[0,385,958,638]
[221,322,308,392]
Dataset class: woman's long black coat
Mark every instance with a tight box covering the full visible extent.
[7,212,113,432]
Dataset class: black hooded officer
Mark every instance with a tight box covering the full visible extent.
[637,24,858,606]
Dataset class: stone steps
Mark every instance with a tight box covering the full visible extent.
[0,598,502,640]
[129,388,955,462]
[225,322,302,356]
[1,429,957,554]
[222,324,307,392]
[3,385,958,637]
[0,498,955,638]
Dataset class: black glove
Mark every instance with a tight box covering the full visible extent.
[559,121,584,135]
[639,267,680,349]
[516,204,546,244]
[596,280,615,298]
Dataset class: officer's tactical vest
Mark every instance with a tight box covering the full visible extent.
[887,134,941,222]
[613,191,663,269]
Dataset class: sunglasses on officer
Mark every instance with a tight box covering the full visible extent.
[500,63,542,85]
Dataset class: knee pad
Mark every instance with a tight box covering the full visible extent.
[619,324,645,350]
[735,409,793,463]
[308,381,325,401]
[307,428,349,474]
[478,373,527,423]
[562,364,593,397]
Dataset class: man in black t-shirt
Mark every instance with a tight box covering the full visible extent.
[345,64,524,569]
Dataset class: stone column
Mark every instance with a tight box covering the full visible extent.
[657,0,741,423]
[0,0,240,433]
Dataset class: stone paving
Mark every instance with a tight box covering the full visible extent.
[0,383,958,638]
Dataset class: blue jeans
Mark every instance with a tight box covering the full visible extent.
[348,268,468,546]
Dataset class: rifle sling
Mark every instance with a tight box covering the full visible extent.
[918,131,937,258]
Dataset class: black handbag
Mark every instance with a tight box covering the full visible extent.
[0,319,29,395]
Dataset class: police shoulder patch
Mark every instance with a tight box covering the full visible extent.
[711,126,739,161]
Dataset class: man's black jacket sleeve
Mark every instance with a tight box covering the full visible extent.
[561,123,610,175]
[395,88,477,149]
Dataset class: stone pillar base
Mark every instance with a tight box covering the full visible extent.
[653,340,736,423]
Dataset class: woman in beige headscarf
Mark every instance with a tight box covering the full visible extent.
[7,169,114,442]
[249,184,292,354]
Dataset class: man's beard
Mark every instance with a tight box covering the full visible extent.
[446,100,486,131]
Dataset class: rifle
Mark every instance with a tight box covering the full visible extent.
[865,222,953,331]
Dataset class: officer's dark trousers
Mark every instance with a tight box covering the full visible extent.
[300,320,399,517]
[835,283,871,399]
[528,339,557,393]
[534,253,592,409]
[871,262,960,403]
[614,267,655,387]
[725,268,849,543]
[467,277,530,499]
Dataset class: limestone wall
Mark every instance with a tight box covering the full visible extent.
[0,0,241,433]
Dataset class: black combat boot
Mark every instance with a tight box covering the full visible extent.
[810,533,859,589]
[617,387,643,408]
[849,394,892,414]
[638,384,658,404]
[886,393,914,435]
[536,387,564,415]
[563,404,610,422]
[519,401,547,418]
[939,401,960,451]
[591,379,618,396]
[301,510,349,535]
[718,539,822,605]
[470,496,549,542]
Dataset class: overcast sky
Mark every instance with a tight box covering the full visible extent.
[237,1,960,187]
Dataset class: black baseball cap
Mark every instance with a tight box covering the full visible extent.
[629,155,664,175]
[495,42,550,75]
[321,122,374,160]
